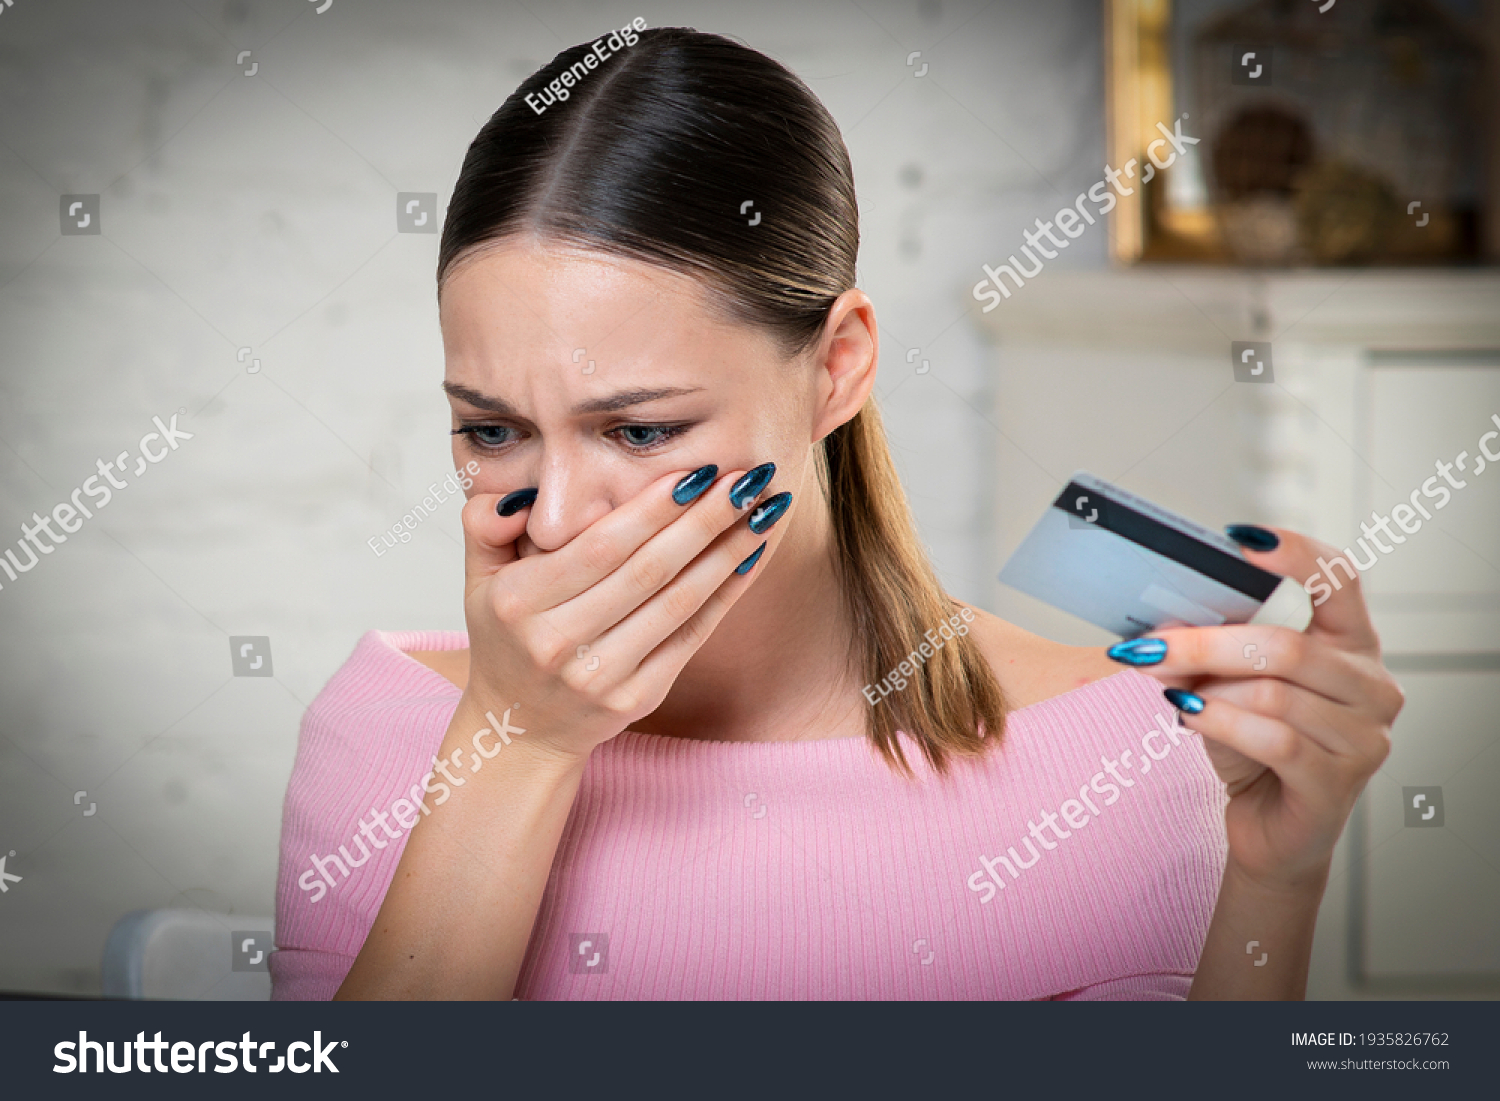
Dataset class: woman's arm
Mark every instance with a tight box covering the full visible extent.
[335,698,586,1000]
[1189,858,1325,1000]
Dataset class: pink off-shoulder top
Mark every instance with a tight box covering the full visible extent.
[271,629,1228,1000]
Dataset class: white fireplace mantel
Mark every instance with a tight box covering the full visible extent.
[971,268,1500,354]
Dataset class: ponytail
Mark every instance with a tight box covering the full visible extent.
[819,402,1008,774]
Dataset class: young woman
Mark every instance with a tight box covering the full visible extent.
[271,27,1402,1000]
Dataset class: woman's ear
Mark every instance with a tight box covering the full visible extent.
[809,289,878,444]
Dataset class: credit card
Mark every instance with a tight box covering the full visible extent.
[998,472,1311,638]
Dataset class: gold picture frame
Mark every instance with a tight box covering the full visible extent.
[1104,0,1498,266]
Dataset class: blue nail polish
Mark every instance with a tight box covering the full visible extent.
[497,488,537,517]
[736,541,766,574]
[747,491,792,534]
[672,464,719,505]
[1107,637,1168,666]
[1163,687,1205,714]
[729,462,776,509]
[1225,524,1279,552]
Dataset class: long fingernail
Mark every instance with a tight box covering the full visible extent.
[672,464,719,506]
[736,541,767,575]
[729,462,776,509]
[1225,524,1279,551]
[1163,687,1205,714]
[1107,637,1168,666]
[497,488,538,517]
[747,491,792,534]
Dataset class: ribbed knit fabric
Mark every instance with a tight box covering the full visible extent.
[271,629,1228,1000]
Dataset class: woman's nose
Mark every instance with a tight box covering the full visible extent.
[522,448,614,553]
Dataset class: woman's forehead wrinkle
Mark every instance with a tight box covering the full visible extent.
[444,247,776,409]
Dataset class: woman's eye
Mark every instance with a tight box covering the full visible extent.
[453,422,687,453]
[452,425,517,450]
[609,424,686,450]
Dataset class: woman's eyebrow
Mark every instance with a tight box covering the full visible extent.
[442,381,516,414]
[441,381,703,416]
[571,387,704,415]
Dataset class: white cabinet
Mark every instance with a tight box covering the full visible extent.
[975,269,1500,996]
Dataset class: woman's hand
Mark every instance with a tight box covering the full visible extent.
[460,464,782,764]
[1122,528,1402,890]
[1107,526,1404,997]
[336,463,781,1000]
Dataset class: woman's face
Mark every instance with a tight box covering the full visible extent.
[439,239,820,557]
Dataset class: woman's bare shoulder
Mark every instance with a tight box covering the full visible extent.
[959,602,1121,711]
[406,648,470,690]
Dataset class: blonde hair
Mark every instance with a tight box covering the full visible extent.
[817,401,1007,774]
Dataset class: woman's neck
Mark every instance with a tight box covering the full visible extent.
[630,483,867,743]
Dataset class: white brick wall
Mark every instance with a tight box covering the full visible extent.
[0,0,1115,994]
